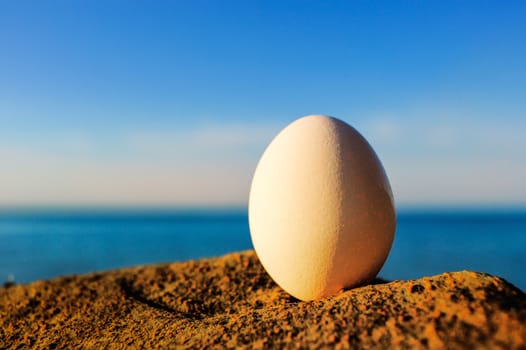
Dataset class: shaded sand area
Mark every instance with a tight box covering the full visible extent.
[1,251,525,349]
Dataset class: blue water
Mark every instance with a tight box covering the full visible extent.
[1,209,525,291]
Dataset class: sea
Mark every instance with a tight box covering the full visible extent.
[1,208,525,291]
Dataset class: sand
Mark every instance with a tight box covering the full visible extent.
[1,250,525,349]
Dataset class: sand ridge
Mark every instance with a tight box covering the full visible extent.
[1,251,525,349]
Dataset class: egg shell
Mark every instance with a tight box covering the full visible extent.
[248,115,396,301]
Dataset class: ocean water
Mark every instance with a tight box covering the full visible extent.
[0,208,525,291]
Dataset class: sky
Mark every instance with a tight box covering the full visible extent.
[0,1,525,208]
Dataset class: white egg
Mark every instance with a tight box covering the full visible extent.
[249,115,396,301]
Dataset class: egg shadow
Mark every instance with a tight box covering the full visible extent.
[370,277,390,285]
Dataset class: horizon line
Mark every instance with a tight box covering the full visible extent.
[1,203,526,213]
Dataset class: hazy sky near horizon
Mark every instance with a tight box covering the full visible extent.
[1,1,525,207]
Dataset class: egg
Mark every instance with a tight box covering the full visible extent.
[248,115,396,301]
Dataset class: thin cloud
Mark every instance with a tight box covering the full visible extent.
[0,122,282,206]
[359,115,526,206]
[0,118,524,207]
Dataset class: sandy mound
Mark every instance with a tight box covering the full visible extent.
[1,251,525,349]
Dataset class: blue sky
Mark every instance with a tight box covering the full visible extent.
[1,1,525,207]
